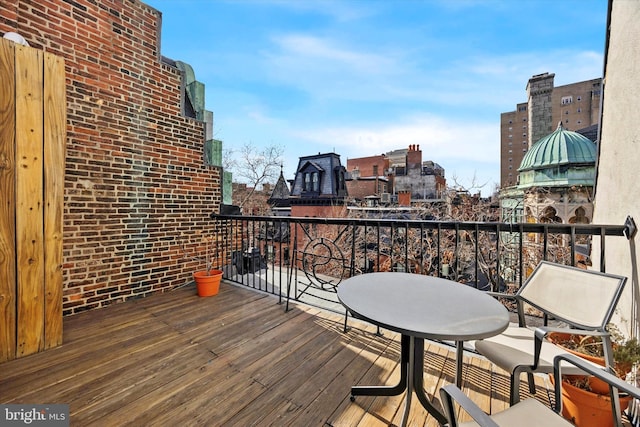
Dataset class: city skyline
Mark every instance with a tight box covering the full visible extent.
[145,0,607,195]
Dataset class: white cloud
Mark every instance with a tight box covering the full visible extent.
[259,32,604,112]
[291,114,498,163]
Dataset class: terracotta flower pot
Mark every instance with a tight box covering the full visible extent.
[550,375,631,427]
[547,332,629,394]
[194,270,222,297]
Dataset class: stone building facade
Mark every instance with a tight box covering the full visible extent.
[500,123,596,225]
[500,72,602,188]
[1,1,221,314]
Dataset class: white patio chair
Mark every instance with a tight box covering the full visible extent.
[440,353,636,427]
[474,261,626,405]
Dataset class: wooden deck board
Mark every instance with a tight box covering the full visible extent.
[0,281,550,426]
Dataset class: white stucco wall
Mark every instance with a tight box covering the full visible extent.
[591,0,640,338]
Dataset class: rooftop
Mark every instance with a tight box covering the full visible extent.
[1,282,549,425]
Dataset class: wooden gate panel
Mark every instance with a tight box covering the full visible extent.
[15,44,45,357]
[0,37,17,363]
[0,38,65,362]
[43,52,65,350]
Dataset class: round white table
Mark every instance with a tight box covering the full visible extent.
[337,272,509,426]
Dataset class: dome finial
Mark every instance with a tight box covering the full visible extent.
[557,121,564,130]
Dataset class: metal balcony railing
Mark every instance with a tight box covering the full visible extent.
[210,214,632,315]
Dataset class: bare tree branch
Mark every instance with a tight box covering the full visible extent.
[226,142,284,208]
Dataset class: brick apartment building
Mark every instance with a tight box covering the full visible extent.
[500,72,601,188]
[347,145,446,205]
[1,1,221,317]
[344,154,390,201]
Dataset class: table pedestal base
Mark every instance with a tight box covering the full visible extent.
[350,335,448,426]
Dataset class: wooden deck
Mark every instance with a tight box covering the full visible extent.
[0,281,551,426]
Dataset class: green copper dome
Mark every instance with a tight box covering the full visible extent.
[519,123,596,171]
[518,123,596,188]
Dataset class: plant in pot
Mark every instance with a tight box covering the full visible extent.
[182,230,224,297]
[547,325,640,427]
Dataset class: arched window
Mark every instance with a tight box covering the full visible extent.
[569,206,590,224]
[540,206,561,224]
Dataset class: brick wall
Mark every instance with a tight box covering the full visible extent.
[1,0,221,315]
[346,154,388,177]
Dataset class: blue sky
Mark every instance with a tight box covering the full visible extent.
[144,0,607,195]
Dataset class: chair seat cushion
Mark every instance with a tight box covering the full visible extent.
[474,326,602,375]
[458,398,573,427]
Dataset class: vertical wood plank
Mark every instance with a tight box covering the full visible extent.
[43,52,65,349]
[15,44,45,357]
[0,38,17,362]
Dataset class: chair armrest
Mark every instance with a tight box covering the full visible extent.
[537,326,610,338]
[486,292,528,326]
[439,385,500,427]
[538,327,615,368]
[486,291,516,300]
[554,353,640,397]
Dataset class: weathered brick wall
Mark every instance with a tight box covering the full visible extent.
[1,0,221,315]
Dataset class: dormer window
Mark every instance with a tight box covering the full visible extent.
[304,171,319,192]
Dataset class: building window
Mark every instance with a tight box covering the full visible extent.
[508,149,512,154]
[577,108,581,113]
[304,173,311,191]
[312,172,319,192]
[577,96,582,101]
[565,110,569,115]
[561,96,573,105]
[523,133,526,137]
